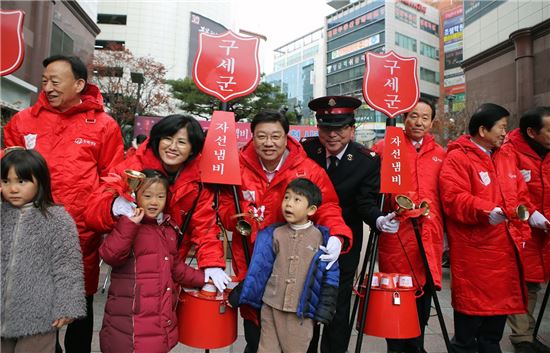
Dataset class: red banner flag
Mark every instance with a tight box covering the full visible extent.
[192,30,260,102]
[380,127,413,193]
[363,50,419,118]
[1,10,25,76]
[199,110,242,185]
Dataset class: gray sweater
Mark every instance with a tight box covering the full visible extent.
[1,203,86,338]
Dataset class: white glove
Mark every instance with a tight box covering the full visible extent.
[319,237,342,270]
[112,196,136,217]
[204,267,230,292]
[376,212,400,234]
[528,210,550,230]
[488,207,507,225]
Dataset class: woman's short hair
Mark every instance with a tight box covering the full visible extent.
[148,114,205,162]
[251,109,290,134]
[468,103,510,136]
[1,149,55,213]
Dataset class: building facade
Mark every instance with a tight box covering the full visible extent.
[95,2,234,80]
[325,0,440,138]
[266,28,326,124]
[1,1,99,121]
[462,0,550,128]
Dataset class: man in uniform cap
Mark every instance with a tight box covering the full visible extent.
[303,96,400,353]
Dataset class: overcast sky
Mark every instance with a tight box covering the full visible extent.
[235,0,335,74]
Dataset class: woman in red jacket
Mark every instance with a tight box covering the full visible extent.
[439,103,532,353]
[99,170,205,353]
[86,115,229,292]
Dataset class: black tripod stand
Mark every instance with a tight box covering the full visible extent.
[352,118,452,353]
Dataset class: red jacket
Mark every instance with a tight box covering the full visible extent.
[99,216,204,353]
[220,137,351,324]
[439,135,530,315]
[225,137,352,279]
[501,128,550,282]
[3,85,124,295]
[372,133,446,290]
[85,143,225,269]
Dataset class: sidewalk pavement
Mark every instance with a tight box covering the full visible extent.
[60,233,550,353]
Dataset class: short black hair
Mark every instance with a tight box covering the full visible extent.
[406,98,436,120]
[519,106,550,138]
[43,55,88,82]
[468,103,510,136]
[148,114,205,163]
[1,149,55,213]
[286,178,322,207]
[135,134,148,144]
[138,169,170,194]
[251,109,290,134]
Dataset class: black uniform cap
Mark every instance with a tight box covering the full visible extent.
[308,96,362,127]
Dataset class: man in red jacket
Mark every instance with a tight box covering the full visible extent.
[501,107,550,353]
[439,103,532,353]
[372,98,446,353]
[3,55,124,353]
[223,110,352,353]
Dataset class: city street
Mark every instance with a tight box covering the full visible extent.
[60,234,550,353]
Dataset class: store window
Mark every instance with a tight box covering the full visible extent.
[420,67,439,84]
[50,24,74,56]
[420,42,439,60]
[395,32,417,52]
[97,14,127,25]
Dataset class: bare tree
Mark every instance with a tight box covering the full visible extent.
[91,45,172,145]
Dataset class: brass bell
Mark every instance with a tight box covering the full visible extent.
[236,219,252,237]
[418,200,430,217]
[516,204,529,222]
[395,195,414,214]
[124,169,146,193]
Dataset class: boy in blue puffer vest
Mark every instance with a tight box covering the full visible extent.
[229,178,340,353]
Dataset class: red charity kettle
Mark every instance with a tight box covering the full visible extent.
[177,282,237,349]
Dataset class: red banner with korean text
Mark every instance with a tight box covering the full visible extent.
[199,110,242,185]
[363,50,419,118]
[192,30,260,102]
[1,10,25,76]
[380,127,413,193]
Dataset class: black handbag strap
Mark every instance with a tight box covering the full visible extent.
[176,183,203,250]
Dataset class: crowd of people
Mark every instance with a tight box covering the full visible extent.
[1,54,549,353]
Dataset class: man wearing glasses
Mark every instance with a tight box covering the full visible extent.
[303,96,399,353]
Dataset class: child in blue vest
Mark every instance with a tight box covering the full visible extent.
[231,178,339,353]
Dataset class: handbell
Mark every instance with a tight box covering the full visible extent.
[236,219,252,237]
[395,195,414,214]
[516,204,529,222]
[124,169,146,193]
[418,200,430,217]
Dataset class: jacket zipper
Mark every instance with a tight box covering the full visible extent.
[1,209,24,334]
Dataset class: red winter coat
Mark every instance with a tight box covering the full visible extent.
[3,85,124,295]
[439,135,530,315]
[85,143,225,269]
[220,137,351,323]
[372,133,446,290]
[225,137,352,279]
[99,216,204,353]
[501,128,550,282]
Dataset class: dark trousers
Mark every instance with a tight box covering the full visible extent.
[451,310,507,353]
[386,285,433,353]
[243,318,261,353]
[307,249,359,353]
[56,295,94,353]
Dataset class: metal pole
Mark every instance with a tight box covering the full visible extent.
[410,218,452,353]
[533,281,550,338]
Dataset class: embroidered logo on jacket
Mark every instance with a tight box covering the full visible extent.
[520,169,531,182]
[74,138,97,146]
[479,171,491,186]
[24,134,37,149]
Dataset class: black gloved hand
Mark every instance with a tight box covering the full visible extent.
[314,284,338,324]
[228,281,243,308]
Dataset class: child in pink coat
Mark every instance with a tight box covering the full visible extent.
[99,169,206,353]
